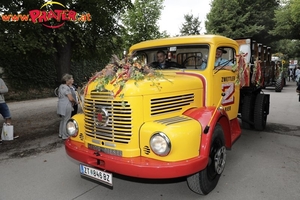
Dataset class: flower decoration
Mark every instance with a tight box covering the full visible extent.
[233,52,250,87]
[84,54,166,98]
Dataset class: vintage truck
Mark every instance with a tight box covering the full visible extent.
[266,58,286,92]
[65,35,270,195]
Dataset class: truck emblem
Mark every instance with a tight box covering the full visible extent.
[97,113,102,121]
[94,107,109,126]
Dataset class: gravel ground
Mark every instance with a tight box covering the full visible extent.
[0,97,74,160]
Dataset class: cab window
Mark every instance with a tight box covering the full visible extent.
[214,47,236,68]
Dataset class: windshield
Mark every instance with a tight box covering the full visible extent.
[132,45,209,70]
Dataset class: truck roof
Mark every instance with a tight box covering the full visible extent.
[129,35,239,52]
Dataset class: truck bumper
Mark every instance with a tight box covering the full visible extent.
[65,139,208,179]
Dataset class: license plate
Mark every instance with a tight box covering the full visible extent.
[79,164,113,186]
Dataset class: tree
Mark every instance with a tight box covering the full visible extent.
[273,39,300,59]
[121,0,164,50]
[0,0,133,87]
[270,0,300,40]
[268,1,300,62]
[205,0,280,46]
[179,13,202,36]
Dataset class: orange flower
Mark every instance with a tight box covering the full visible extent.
[123,74,129,80]
[133,62,142,69]
[147,72,154,77]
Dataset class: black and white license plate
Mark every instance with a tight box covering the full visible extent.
[79,164,113,186]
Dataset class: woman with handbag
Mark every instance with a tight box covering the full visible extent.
[57,74,76,140]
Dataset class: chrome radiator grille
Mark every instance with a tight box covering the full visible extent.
[84,91,132,144]
[151,93,194,116]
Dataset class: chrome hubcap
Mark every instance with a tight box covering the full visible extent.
[214,146,226,174]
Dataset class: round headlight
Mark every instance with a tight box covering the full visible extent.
[150,132,171,156]
[66,119,78,137]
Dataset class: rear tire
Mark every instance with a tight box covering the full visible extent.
[254,94,268,131]
[275,78,283,92]
[187,124,226,195]
[241,95,254,129]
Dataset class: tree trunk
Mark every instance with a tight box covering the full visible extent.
[54,37,72,85]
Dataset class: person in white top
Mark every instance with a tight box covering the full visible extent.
[295,66,300,77]
[295,66,300,86]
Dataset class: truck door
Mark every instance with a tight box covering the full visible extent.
[212,47,240,120]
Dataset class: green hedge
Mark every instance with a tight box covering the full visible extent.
[0,53,107,101]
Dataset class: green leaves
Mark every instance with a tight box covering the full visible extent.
[206,0,279,46]
[120,0,165,50]
[271,0,300,40]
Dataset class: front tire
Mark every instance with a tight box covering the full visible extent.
[187,124,226,195]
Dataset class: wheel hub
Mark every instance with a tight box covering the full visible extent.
[214,146,226,174]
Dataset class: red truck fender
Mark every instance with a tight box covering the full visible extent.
[183,107,233,158]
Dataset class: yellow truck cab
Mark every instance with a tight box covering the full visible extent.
[65,35,270,195]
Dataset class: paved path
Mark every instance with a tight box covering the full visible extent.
[264,81,299,126]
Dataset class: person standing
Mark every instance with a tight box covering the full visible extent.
[57,74,76,140]
[295,66,300,86]
[68,79,78,117]
[0,78,18,143]
[296,66,300,76]
[296,82,300,102]
[289,68,293,81]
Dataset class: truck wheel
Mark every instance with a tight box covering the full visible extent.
[241,95,254,129]
[187,124,226,195]
[254,94,268,131]
[275,78,283,92]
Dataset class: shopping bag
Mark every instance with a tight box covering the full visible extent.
[1,123,14,141]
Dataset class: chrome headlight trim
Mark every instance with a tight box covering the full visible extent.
[150,132,171,156]
[66,119,79,137]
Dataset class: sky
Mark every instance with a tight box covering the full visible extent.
[158,0,212,36]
